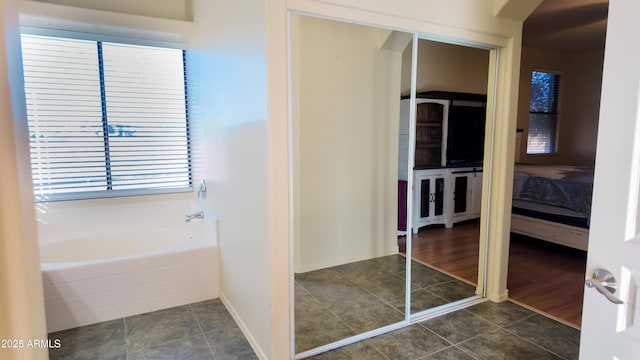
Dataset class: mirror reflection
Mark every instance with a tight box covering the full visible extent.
[292,14,411,353]
[400,39,490,315]
[292,14,493,355]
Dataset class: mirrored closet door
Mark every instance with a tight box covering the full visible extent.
[291,13,495,357]
[406,39,491,317]
[292,14,411,354]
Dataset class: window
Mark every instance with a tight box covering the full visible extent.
[21,34,191,201]
[527,70,560,154]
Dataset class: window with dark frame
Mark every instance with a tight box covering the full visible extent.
[21,34,191,201]
[527,70,560,154]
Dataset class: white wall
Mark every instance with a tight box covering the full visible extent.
[516,46,604,166]
[1,0,542,358]
[563,49,604,166]
[30,0,189,20]
[187,0,270,358]
[401,39,490,95]
[11,1,272,358]
[292,15,404,272]
[0,0,48,358]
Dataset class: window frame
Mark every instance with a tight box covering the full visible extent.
[526,69,562,155]
[21,28,193,202]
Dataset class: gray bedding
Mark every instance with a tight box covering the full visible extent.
[512,164,594,218]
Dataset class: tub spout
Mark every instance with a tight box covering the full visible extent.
[185,210,205,223]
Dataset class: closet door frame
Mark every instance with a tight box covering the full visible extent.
[290,15,502,359]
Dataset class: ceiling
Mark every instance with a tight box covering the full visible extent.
[523,0,609,52]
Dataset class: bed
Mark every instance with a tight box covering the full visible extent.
[510,164,593,251]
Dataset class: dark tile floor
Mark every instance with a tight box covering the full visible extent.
[47,255,581,360]
[297,255,580,360]
[295,255,477,353]
[47,299,258,360]
[307,302,580,360]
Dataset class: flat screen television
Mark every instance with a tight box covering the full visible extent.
[446,103,486,166]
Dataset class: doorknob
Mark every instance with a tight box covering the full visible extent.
[585,268,625,305]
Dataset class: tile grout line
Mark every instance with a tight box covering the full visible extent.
[453,344,482,360]
[189,303,217,359]
[123,316,129,359]
[369,344,393,360]
[508,298,582,330]
[353,279,408,315]
[417,312,569,360]
[297,271,400,359]
[500,320,572,360]
[298,256,578,359]
[413,344,480,360]
[414,323,459,359]
[296,256,476,356]
[453,310,571,360]
[295,278,362,334]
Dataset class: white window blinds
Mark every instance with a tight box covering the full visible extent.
[21,34,191,201]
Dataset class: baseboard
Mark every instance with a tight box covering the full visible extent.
[295,246,399,273]
[487,290,509,302]
[219,292,270,360]
[508,298,581,330]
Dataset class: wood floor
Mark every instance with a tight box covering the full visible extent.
[399,220,587,328]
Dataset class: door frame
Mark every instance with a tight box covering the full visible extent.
[288,14,513,358]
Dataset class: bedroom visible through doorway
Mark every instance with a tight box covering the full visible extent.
[401,222,586,327]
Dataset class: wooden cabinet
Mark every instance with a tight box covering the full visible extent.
[412,167,482,233]
[414,99,449,168]
[413,170,449,230]
[399,91,486,233]
[398,92,486,181]
[399,98,449,180]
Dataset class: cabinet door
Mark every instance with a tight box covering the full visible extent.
[413,172,449,232]
[417,175,446,220]
[470,172,483,215]
[433,177,445,216]
[415,102,444,167]
[453,175,468,215]
[419,178,431,218]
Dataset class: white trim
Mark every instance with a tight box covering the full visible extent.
[219,293,269,360]
[480,47,500,298]
[294,321,407,359]
[287,10,297,359]
[405,32,419,323]
[510,214,589,251]
[20,26,186,49]
[409,296,487,323]
[287,11,508,358]
[34,187,194,203]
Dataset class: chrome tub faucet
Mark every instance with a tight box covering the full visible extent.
[185,210,205,223]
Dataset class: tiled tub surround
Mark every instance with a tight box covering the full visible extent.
[48,299,258,360]
[37,197,220,332]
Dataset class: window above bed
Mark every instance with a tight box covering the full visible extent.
[21,33,191,202]
[527,70,560,155]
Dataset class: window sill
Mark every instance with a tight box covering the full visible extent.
[34,187,193,203]
[525,152,558,156]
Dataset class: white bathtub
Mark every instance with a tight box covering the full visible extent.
[37,197,219,332]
